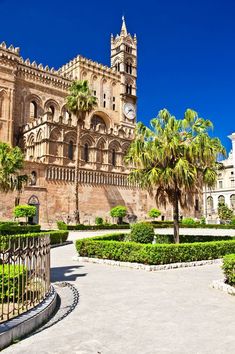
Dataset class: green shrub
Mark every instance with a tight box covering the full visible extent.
[0,265,26,302]
[57,221,67,230]
[181,217,198,226]
[230,217,235,226]
[148,208,161,219]
[222,254,235,286]
[130,222,155,244]
[110,206,127,224]
[13,205,36,223]
[218,203,234,222]
[49,230,69,244]
[0,223,41,235]
[200,217,206,225]
[76,234,235,265]
[95,217,104,225]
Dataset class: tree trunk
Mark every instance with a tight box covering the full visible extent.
[173,194,180,244]
[74,119,81,224]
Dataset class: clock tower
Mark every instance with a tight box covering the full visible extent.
[111,17,137,127]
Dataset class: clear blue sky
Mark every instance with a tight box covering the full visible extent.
[1,0,235,152]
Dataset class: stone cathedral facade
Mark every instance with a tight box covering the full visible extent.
[0,19,201,226]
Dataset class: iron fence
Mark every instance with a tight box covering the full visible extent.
[0,234,50,323]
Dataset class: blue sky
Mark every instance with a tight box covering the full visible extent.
[1,0,235,152]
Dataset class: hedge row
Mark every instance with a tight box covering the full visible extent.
[154,234,235,244]
[76,233,235,265]
[0,230,69,250]
[149,222,235,229]
[57,221,130,231]
[0,223,41,235]
[222,254,235,286]
[0,265,26,302]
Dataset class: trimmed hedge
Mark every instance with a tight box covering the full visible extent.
[0,223,41,235]
[150,222,235,229]
[0,265,26,302]
[222,254,235,286]
[154,234,235,244]
[0,230,69,249]
[57,221,130,231]
[76,233,235,265]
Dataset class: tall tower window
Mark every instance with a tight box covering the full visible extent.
[112,149,116,166]
[84,143,89,162]
[113,104,116,111]
[126,85,132,95]
[68,141,74,160]
[30,101,37,119]
[103,101,106,108]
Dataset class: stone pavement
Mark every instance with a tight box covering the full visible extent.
[3,230,235,354]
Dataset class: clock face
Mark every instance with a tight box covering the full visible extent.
[123,103,136,120]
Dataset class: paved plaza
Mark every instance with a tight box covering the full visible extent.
[3,230,235,354]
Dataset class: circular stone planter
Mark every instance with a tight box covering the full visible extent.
[0,285,57,350]
[211,279,235,296]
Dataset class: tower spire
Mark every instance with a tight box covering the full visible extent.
[120,16,128,36]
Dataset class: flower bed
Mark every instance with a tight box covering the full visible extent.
[76,233,235,265]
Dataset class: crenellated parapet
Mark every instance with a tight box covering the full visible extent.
[60,55,120,80]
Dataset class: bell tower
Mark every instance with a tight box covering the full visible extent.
[111,17,137,126]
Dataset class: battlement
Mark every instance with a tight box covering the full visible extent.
[60,55,120,78]
[0,41,20,55]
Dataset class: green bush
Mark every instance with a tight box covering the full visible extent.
[57,221,67,230]
[130,222,155,244]
[0,223,41,235]
[181,217,198,226]
[148,208,161,219]
[110,206,127,224]
[95,217,104,225]
[13,205,36,223]
[0,265,26,302]
[222,254,235,286]
[76,233,235,265]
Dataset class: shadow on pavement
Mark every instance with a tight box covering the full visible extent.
[51,265,87,282]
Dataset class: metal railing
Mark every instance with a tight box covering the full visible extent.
[0,234,50,323]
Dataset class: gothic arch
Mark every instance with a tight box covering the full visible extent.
[0,89,7,118]
[81,134,95,146]
[36,129,43,143]
[89,111,111,129]
[50,127,61,141]
[109,139,121,151]
[44,99,60,119]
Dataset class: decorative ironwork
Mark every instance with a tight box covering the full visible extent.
[0,234,50,323]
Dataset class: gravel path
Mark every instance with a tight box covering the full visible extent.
[3,230,235,354]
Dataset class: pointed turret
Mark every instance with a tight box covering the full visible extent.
[120,16,128,36]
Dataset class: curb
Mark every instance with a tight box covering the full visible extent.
[211,279,235,296]
[74,256,222,271]
[0,285,57,350]
[51,241,73,248]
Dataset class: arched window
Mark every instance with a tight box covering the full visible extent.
[112,149,116,166]
[84,143,89,162]
[207,196,213,210]
[30,171,37,186]
[0,95,3,117]
[91,115,106,129]
[68,141,74,160]
[218,195,225,205]
[49,105,55,118]
[30,101,37,119]
[230,194,235,209]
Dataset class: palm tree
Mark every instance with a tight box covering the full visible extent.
[0,142,27,192]
[66,80,97,224]
[125,109,225,243]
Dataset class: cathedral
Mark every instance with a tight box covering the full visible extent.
[0,18,200,226]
